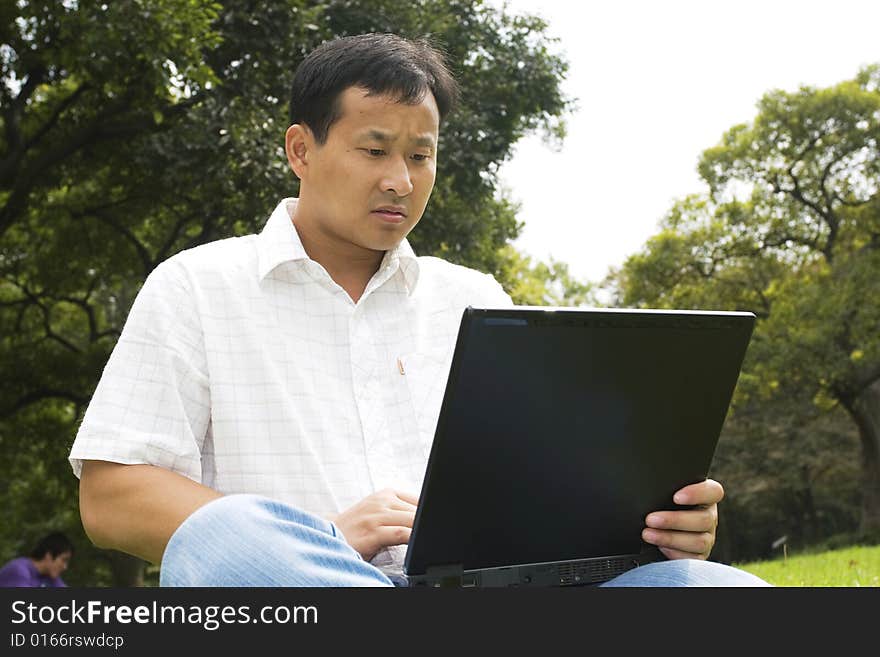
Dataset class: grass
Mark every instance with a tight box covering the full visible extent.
[733,544,880,586]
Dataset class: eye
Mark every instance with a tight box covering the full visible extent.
[364,148,385,157]
[411,153,431,162]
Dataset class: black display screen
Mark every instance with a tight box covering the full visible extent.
[406,307,755,575]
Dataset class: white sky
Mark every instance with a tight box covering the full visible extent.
[491,0,880,284]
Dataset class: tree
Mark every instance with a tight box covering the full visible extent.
[495,244,597,306]
[0,0,573,584]
[710,388,861,563]
[611,65,880,538]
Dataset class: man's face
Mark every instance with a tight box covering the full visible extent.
[46,551,71,578]
[289,86,440,254]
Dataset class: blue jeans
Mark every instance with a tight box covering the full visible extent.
[159,494,771,587]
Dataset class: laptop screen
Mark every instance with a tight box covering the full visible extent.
[405,307,755,576]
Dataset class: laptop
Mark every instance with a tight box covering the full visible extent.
[402,305,756,587]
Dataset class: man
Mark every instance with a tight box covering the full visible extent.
[0,532,73,588]
[70,33,767,586]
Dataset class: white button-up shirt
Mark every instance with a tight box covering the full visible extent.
[69,198,513,573]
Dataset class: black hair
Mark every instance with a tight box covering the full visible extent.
[289,33,459,144]
[29,532,74,560]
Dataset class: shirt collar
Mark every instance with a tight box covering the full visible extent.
[257,198,421,295]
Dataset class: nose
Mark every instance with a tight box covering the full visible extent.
[380,156,414,197]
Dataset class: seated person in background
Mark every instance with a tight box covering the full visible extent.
[0,532,73,588]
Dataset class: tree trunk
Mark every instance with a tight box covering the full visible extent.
[797,464,819,543]
[845,379,880,536]
[107,551,146,587]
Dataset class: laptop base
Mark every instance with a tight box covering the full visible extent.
[406,553,644,588]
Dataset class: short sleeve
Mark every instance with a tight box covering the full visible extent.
[482,272,515,308]
[68,259,210,483]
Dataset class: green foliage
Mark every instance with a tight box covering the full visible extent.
[711,397,861,563]
[612,64,880,542]
[494,244,598,307]
[0,0,573,584]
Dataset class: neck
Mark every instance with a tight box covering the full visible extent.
[291,208,385,303]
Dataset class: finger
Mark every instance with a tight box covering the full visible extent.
[673,479,724,506]
[395,490,420,506]
[371,489,416,512]
[375,509,416,528]
[645,505,717,533]
[642,528,714,557]
[373,525,412,548]
[658,546,709,561]
[388,498,418,512]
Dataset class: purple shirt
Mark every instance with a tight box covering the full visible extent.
[0,557,66,588]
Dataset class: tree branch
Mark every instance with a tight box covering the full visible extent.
[156,211,196,264]
[8,279,83,353]
[57,294,99,344]
[0,90,205,240]
[0,83,91,185]
[2,66,47,156]
[93,210,154,277]
[832,193,872,208]
[784,168,836,263]
[2,388,88,419]
[760,232,820,253]
[23,82,92,152]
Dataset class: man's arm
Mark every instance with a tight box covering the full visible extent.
[79,460,223,565]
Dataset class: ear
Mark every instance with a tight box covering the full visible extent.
[285,124,312,180]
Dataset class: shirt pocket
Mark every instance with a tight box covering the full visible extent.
[399,349,452,453]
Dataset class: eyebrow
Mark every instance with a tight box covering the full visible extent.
[362,129,436,149]
[413,135,437,149]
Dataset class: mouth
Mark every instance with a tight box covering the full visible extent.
[371,206,408,224]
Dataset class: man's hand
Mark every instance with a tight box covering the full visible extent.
[329,489,419,562]
[641,478,723,560]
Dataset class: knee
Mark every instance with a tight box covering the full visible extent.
[180,493,260,528]
[159,494,364,586]
[171,494,335,540]
[602,559,772,587]
[159,495,257,586]
[160,494,329,586]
